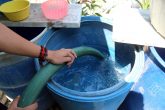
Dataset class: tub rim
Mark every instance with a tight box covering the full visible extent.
[148,47,165,71]
[47,47,144,101]
[36,16,144,101]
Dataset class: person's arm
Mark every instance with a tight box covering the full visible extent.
[0,23,77,110]
[0,23,40,58]
[0,23,77,65]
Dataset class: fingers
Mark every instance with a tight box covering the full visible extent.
[24,102,38,110]
[48,48,77,65]
[67,50,77,66]
[67,52,75,61]
[67,61,73,67]
[62,49,76,57]
[63,57,72,62]
[8,96,20,109]
[63,49,77,65]
[63,57,74,67]
[71,50,77,58]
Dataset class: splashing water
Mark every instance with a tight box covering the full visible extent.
[52,55,129,92]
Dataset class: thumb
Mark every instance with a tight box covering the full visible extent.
[63,57,72,62]
[24,102,38,110]
[9,96,20,109]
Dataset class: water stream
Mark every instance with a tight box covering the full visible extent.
[52,55,129,92]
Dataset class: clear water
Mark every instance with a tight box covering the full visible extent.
[52,55,129,92]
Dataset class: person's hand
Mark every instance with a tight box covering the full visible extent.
[8,96,38,110]
[46,49,77,66]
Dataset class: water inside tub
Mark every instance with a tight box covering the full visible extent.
[51,54,130,92]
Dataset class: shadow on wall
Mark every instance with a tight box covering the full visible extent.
[118,91,144,110]
[115,42,135,69]
[9,27,45,41]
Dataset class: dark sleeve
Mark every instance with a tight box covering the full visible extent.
[0,102,7,110]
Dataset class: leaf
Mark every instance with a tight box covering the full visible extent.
[95,13,102,16]
[93,4,101,8]
[106,9,111,14]
[135,0,143,9]
[85,2,91,9]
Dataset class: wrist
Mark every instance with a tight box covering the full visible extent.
[45,50,51,62]
[38,46,48,65]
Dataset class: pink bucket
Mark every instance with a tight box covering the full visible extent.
[41,0,68,20]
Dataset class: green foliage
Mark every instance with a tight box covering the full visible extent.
[135,0,150,9]
[82,0,102,16]
[68,0,149,16]
[68,0,112,16]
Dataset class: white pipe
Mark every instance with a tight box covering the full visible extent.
[150,0,165,38]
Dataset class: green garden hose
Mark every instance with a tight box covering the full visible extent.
[18,46,104,107]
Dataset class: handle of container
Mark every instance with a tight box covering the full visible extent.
[18,46,104,108]
[134,45,144,52]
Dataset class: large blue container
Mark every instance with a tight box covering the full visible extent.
[0,0,10,4]
[36,16,144,110]
[0,27,54,110]
[119,47,165,110]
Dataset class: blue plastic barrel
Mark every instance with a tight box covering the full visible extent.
[119,47,165,110]
[0,27,54,110]
[36,16,144,110]
[0,0,10,4]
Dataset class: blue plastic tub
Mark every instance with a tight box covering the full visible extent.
[119,47,165,110]
[0,27,54,110]
[0,0,10,4]
[36,16,144,110]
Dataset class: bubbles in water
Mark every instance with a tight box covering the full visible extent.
[52,55,128,92]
